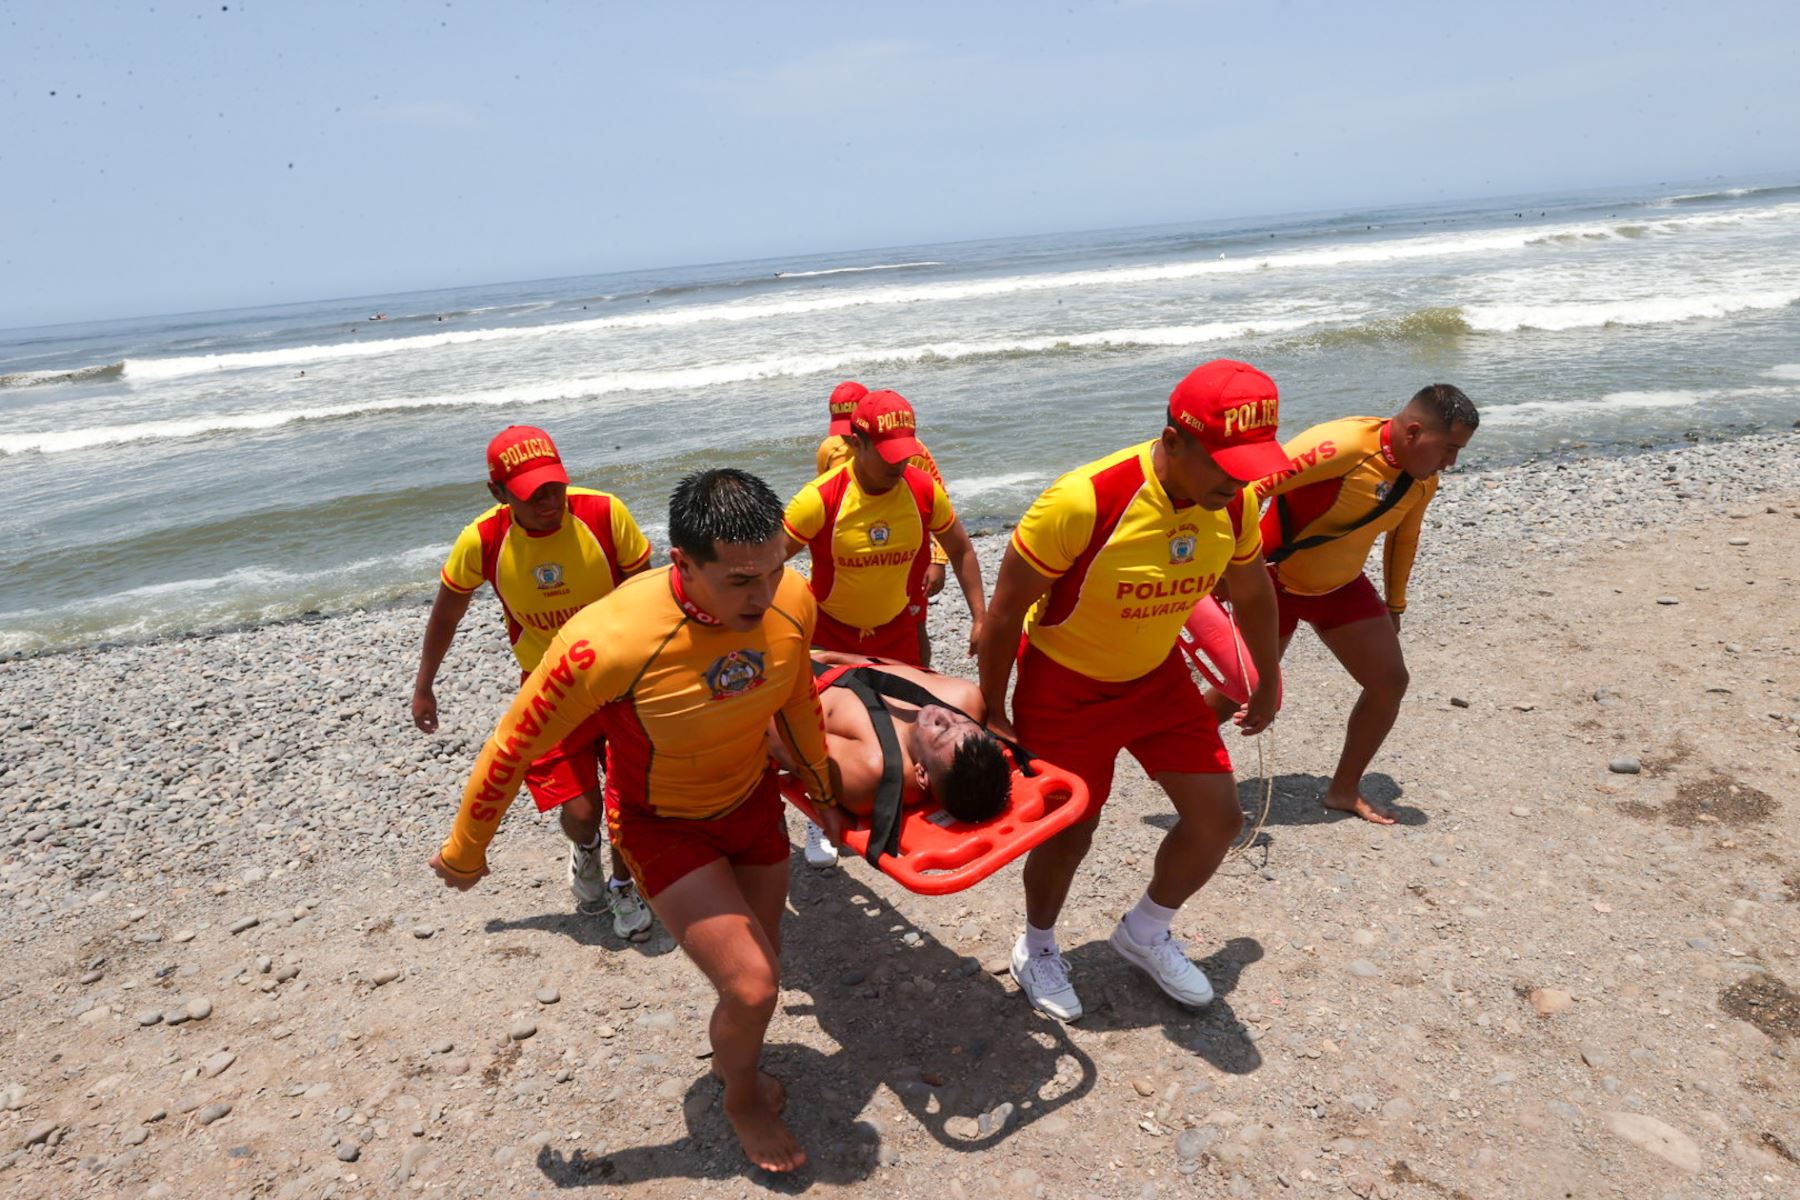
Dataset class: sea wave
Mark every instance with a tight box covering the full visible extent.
[1463,289,1800,333]
[1652,183,1800,207]
[1482,385,1796,424]
[775,261,943,278]
[1287,306,1471,349]
[0,318,1316,456]
[1767,363,1800,380]
[948,471,1047,500]
[0,361,125,388]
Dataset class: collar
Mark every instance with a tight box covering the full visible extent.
[668,567,722,627]
[1378,419,1399,469]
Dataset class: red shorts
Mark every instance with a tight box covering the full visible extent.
[1012,640,1231,812]
[812,605,923,666]
[607,770,790,899]
[517,671,606,814]
[1273,570,1389,640]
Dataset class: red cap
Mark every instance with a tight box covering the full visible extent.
[1166,359,1288,482]
[850,390,925,464]
[486,425,569,501]
[827,380,868,436]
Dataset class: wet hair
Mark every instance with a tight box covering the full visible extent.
[1407,383,1479,431]
[938,732,1013,824]
[667,468,783,565]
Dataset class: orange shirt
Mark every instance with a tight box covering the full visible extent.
[438,566,833,875]
[1255,417,1438,613]
[1012,441,1260,682]
[441,487,651,670]
[784,463,956,631]
[815,436,950,565]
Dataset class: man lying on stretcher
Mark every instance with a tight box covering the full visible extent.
[768,651,1013,824]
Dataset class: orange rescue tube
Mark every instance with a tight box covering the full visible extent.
[1178,594,1279,706]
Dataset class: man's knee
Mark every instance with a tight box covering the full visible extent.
[719,967,779,1016]
[1192,787,1243,842]
[1367,661,1410,699]
[561,790,602,825]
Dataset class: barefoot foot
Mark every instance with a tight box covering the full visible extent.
[722,1085,805,1172]
[714,1067,786,1114]
[1323,791,1397,825]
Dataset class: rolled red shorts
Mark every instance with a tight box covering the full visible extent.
[1272,570,1389,640]
[811,605,923,666]
[607,770,790,899]
[1012,639,1231,813]
[516,671,606,814]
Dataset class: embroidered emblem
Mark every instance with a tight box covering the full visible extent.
[533,563,564,589]
[705,649,766,700]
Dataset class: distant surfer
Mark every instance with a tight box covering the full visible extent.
[1219,385,1478,825]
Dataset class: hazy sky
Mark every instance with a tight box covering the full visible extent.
[6,0,1797,327]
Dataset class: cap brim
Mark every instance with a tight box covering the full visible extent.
[501,460,569,501]
[874,435,923,464]
[826,417,854,436]
[1210,439,1291,484]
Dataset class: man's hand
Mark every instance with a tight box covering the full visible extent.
[984,709,1019,744]
[1390,612,1403,633]
[428,850,488,891]
[1233,679,1279,736]
[411,685,439,734]
[816,803,853,848]
[965,613,984,659]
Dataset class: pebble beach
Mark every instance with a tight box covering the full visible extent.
[3,430,1798,1197]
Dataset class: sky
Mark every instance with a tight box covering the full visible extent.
[4,0,1797,328]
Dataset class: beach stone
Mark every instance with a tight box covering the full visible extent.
[228,916,258,934]
[371,967,401,986]
[163,1007,189,1026]
[1176,1127,1217,1160]
[122,1127,149,1147]
[186,997,213,1021]
[1449,696,1470,708]
[335,1142,360,1163]
[1654,596,1679,605]
[78,970,103,985]
[196,1103,231,1126]
[1605,1111,1700,1172]
[172,929,195,943]
[1510,805,1531,817]
[1728,536,1749,546]
[429,1038,453,1054]
[17,1122,56,1150]
[1347,959,1380,979]
[136,1008,162,1027]
[1530,988,1574,1016]
[1,1085,24,1112]
[1609,757,1641,775]
[411,925,434,939]
[440,1056,471,1076]
[202,1051,236,1078]
[509,1020,537,1041]
[535,987,560,1005]
[1132,1078,1154,1097]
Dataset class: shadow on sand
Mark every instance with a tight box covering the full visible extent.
[532,856,1264,1190]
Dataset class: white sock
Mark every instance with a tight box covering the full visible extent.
[1023,922,1059,958]
[1122,892,1178,945]
[608,876,632,893]
[577,830,603,851]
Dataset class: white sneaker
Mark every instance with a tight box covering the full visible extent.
[802,820,838,868]
[568,840,608,910]
[1010,934,1083,1021]
[608,880,653,940]
[1108,918,1215,1008]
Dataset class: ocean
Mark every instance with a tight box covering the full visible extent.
[3,179,1798,656]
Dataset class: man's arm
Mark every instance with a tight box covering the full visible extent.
[772,645,848,840]
[1381,493,1430,625]
[431,632,610,888]
[935,517,987,656]
[412,584,476,733]
[975,544,1056,741]
[1220,555,1282,735]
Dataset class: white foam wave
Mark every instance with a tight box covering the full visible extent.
[2,318,1318,456]
[949,471,1046,500]
[1464,289,1800,333]
[1766,364,1800,380]
[775,261,942,278]
[1483,385,1795,424]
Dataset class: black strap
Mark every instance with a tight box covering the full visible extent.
[1268,471,1414,565]
[816,665,1040,867]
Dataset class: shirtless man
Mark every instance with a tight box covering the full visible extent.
[771,652,1013,825]
[429,468,841,1172]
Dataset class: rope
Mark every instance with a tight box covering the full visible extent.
[1223,599,1274,861]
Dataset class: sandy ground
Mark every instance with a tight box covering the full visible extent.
[2,438,1798,1199]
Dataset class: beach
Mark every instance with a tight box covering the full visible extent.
[3,433,1797,1198]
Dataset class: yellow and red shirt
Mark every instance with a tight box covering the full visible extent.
[438,566,833,875]
[1254,417,1438,613]
[815,436,951,566]
[440,487,651,670]
[1012,441,1261,683]
[784,463,956,632]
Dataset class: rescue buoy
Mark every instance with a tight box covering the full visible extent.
[1178,594,1278,705]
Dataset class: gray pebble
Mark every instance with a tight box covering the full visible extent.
[1347,959,1380,978]
[371,968,401,986]
[509,1020,537,1041]
[535,986,560,1005]
[412,925,435,939]
[136,1008,163,1027]
[196,1103,231,1126]
[1608,757,1641,774]
[78,970,102,985]
[336,1143,360,1163]
[122,1127,149,1147]
[1175,1126,1217,1160]
[1654,595,1679,605]
[228,916,258,935]
[185,997,213,1021]
[1449,696,1470,708]
[429,1038,453,1055]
